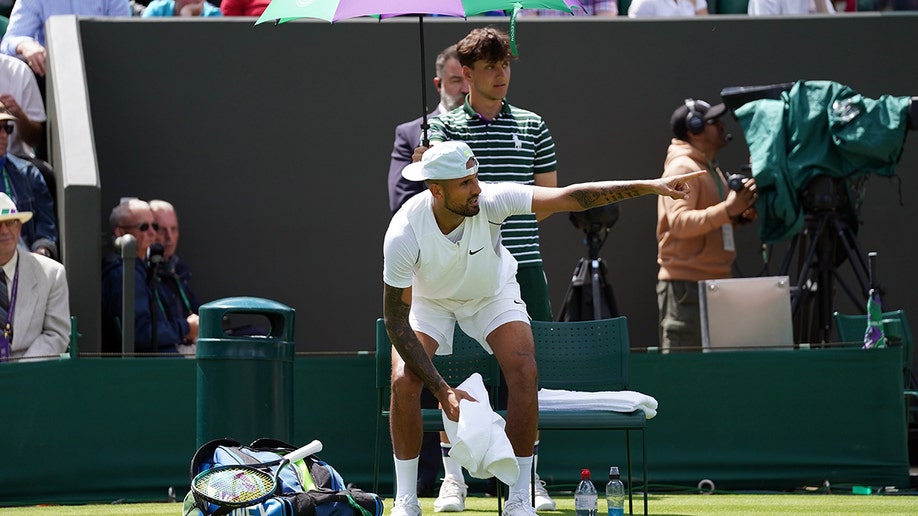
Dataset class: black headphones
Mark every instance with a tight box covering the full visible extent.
[684,98,709,135]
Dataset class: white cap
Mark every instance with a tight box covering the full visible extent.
[402,141,478,181]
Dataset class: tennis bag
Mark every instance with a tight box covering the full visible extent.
[184,438,384,516]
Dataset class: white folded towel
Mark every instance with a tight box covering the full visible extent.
[537,389,659,419]
[442,373,520,485]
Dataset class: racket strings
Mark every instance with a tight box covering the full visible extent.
[195,467,276,503]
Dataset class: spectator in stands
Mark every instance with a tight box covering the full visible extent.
[629,0,709,16]
[523,0,619,16]
[0,54,44,159]
[388,44,469,214]
[747,0,835,14]
[220,0,270,16]
[142,0,223,17]
[150,199,200,330]
[0,192,69,362]
[0,101,57,260]
[656,98,757,352]
[101,198,199,355]
[0,0,132,78]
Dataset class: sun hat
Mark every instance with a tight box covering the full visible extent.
[0,101,17,123]
[0,192,33,223]
[402,141,478,181]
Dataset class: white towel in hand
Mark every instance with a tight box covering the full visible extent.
[538,389,659,419]
[442,373,520,485]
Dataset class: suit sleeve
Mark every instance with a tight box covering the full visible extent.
[21,262,70,359]
[388,122,426,213]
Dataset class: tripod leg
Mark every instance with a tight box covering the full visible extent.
[591,259,602,321]
[831,216,870,298]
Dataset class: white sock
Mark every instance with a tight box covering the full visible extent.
[394,455,419,500]
[440,443,464,482]
[509,456,533,499]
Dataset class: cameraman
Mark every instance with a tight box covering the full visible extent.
[656,98,757,352]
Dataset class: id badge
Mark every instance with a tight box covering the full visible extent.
[722,224,735,252]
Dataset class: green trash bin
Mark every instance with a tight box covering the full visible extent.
[196,297,295,447]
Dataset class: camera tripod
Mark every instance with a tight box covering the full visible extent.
[557,230,619,322]
[778,176,871,344]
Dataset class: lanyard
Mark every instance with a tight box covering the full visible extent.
[172,273,193,315]
[1,160,12,197]
[4,257,20,342]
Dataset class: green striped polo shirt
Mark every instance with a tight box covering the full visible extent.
[428,99,557,267]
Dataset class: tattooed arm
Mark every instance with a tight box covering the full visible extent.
[531,170,706,215]
[383,283,472,421]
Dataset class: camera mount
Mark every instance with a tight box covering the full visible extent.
[777,175,873,343]
[720,80,911,343]
[558,205,620,322]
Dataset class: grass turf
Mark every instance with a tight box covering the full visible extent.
[2,493,917,515]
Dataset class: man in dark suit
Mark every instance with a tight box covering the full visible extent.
[0,192,69,362]
[387,44,469,214]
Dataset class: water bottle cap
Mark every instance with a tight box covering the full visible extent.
[609,466,620,479]
[580,468,591,479]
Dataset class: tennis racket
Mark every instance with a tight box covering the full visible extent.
[191,439,323,510]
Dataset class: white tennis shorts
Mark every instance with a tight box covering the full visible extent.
[409,280,530,355]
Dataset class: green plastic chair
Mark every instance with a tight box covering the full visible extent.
[834,309,914,388]
[374,317,648,515]
[529,317,648,516]
[834,309,917,434]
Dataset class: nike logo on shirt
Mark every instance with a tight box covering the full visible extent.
[469,247,484,255]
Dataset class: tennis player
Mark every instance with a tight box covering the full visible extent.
[383,141,702,516]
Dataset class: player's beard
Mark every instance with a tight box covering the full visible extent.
[445,194,480,218]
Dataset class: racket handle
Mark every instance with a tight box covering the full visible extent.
[283,439,323,463]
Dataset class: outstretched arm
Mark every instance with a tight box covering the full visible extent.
[531,170,705,215]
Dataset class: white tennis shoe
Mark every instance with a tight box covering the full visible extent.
[532,475,556,511]
[502,493,537,516]
[434,477,468,512]
[392,494,422,516]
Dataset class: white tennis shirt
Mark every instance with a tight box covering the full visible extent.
[383,182,533,301]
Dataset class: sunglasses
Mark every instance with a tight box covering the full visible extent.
[122,222,160,232]
[0,122,13,135]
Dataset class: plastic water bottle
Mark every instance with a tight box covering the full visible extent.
[606,467,625,516]
[574,468,598,516]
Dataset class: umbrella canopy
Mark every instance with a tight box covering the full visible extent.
[255,0,585,143]
[256,0,585,23]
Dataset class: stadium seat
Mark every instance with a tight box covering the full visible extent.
[527,317,648,515]
[834,309,917,454]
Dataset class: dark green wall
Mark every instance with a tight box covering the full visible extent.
[0,348,907,505]
[59,15,918,354]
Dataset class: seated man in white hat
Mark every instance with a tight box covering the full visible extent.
[0,192,70,362]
